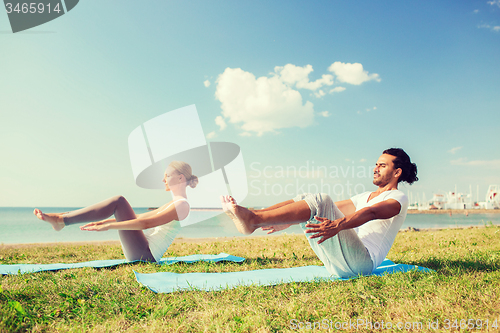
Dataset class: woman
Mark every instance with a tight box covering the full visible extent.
[33,161,198,263]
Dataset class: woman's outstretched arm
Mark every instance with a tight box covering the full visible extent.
[134,201,180,219]
[135,210,158,219]
[81,201,189,231]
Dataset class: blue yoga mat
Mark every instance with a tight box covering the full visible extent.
[135,259,433,293]
[0,253,245,275]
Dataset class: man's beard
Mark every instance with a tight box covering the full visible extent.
[373,173,388,186]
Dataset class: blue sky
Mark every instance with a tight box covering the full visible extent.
[1,0,499,208]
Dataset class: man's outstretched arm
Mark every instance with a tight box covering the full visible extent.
[305,199,402,244]
[334,199,357,216]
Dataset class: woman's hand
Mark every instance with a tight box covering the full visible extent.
[80,219,113,231]
[261,223,291,234]
[305,216,343,244]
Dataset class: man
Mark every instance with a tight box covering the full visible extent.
[221,148,418,278]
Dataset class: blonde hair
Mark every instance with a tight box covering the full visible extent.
[168,161,198,188]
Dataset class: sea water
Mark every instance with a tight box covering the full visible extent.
[0,207,499,245]
[0,207,286,244]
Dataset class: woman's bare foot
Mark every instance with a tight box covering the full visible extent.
[220,195,259,235]
[33,209,65,231]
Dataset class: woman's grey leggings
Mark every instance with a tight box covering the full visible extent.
[62,195,156,262]
[293,193,373,278]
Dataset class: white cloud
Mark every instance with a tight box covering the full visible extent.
[451,158,500,168]
[213,62,380,135]
[473,9,479,13]
[448,146,463,154]
[360,158,367,162]
[274,64,311,86]
[215,67,315,136]
[478,22,500,32]
[215,115,227,130]
[319,111,330,117]
[314,90,326,98]
[488,0,500,7]
[206,131,216,139]
[357,106,377,114]
[204,80,211,88]
[329,86,346,93]
[328,62,381,85]
[274,64,334,91]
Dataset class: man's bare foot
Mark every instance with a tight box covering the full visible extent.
[33,209,65,231]
[261,223,292,234]
[220,195,259,235]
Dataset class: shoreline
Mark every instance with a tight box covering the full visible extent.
[0,234,285,249]
[407,209,500,214]
[1,224,498,249]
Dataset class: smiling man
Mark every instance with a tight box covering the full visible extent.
[221,148,418,278]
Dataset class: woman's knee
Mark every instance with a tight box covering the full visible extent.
[110,195,129,205]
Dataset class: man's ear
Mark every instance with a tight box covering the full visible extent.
[394,168,402,178]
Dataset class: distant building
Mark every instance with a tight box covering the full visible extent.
[444,191,473,210]
[478,185,500,209]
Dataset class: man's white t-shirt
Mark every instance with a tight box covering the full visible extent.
[350,190,409,270]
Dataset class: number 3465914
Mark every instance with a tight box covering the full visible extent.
[5,3,62,14]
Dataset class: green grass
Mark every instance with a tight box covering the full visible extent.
[1,227,500,332]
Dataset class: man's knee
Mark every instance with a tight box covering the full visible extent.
[314,193,335,219]
[298,193,332,203]
[317,193,333,205]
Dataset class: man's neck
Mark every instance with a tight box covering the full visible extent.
[370,182,398,199]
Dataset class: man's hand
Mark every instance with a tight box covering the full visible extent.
[305,216,343,244]
[305,199,402,244]
[261,224,291,234]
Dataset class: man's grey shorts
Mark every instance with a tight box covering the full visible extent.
[293,193,373,278]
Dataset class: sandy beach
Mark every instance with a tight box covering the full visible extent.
[195,208,500,215]
[2,224,497,249]
[407,209,500,215]
[0,234,285,249]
